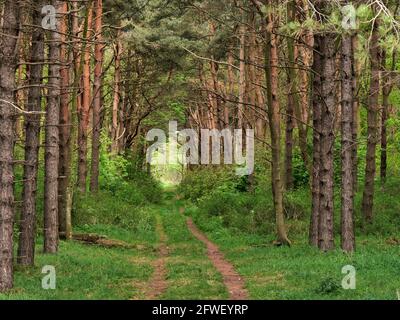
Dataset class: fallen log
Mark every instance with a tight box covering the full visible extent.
[72,233,149,250]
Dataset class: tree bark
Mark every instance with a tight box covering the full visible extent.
[90,0,104,192]
[18,1,44,265]
[309,35,322,247]
[361,18,380,224]
[0,0,20,291]
[264,4,291,246]
[44,0,62,254]
[352,36,360,193]
[111,28,122,153]
[238,21,246,129]
[77,1,93,191]
[285,0,297,190]
[318,33,336,251]
[380,49,393,184]
[58,1,72,240]
[341,33,355,252]
[292,1,312,176]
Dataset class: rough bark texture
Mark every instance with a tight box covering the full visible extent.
[318,33,336,251]
[0,0,20,291]
[265,7,291,246]
[285,86,295,190]
[341,34,355,252]
[351,36,359,193]
[310,35,322,247]
[77,2,93,191]
[361,19,380,224]
[111,28,122,154]
[90,0,104,192]
[291,0,311,176]
[44,0,62,254]
[238,22,246,129]
[18,1,44,265]
[58,1,72,240]
[380,50,392,184]
[284,0,297,191]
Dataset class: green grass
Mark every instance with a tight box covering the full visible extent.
[0,189,228,300]
[190,211,400,300]
[0,234,154,300]
[3,180,400,300]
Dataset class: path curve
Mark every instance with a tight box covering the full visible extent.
[186,218,248,300]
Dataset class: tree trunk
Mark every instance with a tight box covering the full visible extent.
[264,6,291,246]
[44,0,62,254]
[318,33,336,251]
[361,18,380,224]
[58,1,72,240]
[77,2,93,191]
[285,85,295,190]
[340,34,355,252]
[18,1,44,265]
[380,49,393,184]
[238,21,246,129]
[226,49,235,127]
[352,36,360,193]
[284,0,297,190]
[309,35,322,247]
[111,28,122,153]
[290,0,311,176]
[90,0,104,192]
[0,0,20,291]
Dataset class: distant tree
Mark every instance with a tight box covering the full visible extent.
[90,0,104,191]
[361,9,381,224]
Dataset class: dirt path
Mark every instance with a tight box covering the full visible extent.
[144,215,169,299]
[186,218,249,300]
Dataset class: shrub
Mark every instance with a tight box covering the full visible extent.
[74,191,155,231]
[178,167,239,202]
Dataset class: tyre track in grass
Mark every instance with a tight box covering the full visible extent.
[143,215,169,299]
[186,217,249,300]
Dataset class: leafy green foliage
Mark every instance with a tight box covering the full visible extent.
[316,277,340,295]
[178,167,240,202]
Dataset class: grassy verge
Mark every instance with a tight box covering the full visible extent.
[190,210,400,300]
[0,189,159,300]
[1,228,155,300]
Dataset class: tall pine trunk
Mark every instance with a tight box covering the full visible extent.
[284,0,297,190]
[77,2,93,191]
[309,35,322,247]
[318,33,336,251]
[111,28,122,153]
[238,21,246,129]
[361,18,380,224]
[90,0,104,192]
[18,1,44,265]
[44,0,62,253]
[352,36,360,193]
[340,33,355,252]
[0,0,20,291]
[265,4,291,246]
[380,50,394,184]
[58,1,72,240]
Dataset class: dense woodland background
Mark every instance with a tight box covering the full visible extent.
[0,0,400,299]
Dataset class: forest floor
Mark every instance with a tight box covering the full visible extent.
[0,188,399,300]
